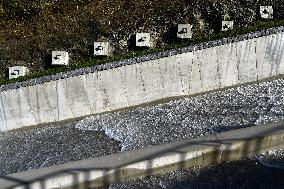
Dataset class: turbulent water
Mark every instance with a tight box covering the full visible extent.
[1,79,284,176]
[0,123,121,176]
[75,79,284,151]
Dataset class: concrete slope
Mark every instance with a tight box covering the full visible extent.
[1,31,284,131]
[1,121,284,189]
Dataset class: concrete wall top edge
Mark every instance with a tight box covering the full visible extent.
[2,122,284,189]
[1,26,284,92]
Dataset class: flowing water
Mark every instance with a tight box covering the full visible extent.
[1,79,284,179]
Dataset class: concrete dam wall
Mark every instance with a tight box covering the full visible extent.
[1,31,284,131]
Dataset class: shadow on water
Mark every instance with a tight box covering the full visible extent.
[170,158,284,189]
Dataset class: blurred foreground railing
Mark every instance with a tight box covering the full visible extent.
[1,122,284,189]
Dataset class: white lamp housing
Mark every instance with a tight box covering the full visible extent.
[52,51,69,65]
[9,66,29,79]
[260,6,273,19]
[177,24,193,39]
[94,42,110,56]
[136,33,151,47]
[221,21,234,31]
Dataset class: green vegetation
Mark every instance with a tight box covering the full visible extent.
[1,18,284,86]
[1,0,284,85]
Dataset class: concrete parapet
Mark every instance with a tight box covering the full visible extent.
[1,122,284,189]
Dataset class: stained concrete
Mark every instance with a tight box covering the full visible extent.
[1,32,284,131]
[1,122,284,189]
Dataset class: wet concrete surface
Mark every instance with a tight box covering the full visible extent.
[109,151,284,189]
[2,79,284,176]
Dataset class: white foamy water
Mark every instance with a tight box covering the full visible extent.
[75,79,284,151]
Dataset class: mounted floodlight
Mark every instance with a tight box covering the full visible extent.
[94,42,110,56]
[136,33,151,47]
[177,24,193,39]
[9,66,29,79]
[221,21,234,31]
[260,6,273,19]
[52,51,69,65]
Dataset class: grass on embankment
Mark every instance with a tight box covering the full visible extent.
[1,19,284,86]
